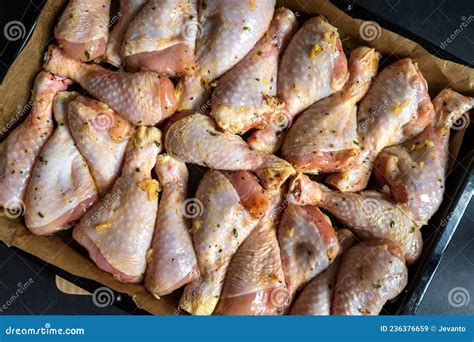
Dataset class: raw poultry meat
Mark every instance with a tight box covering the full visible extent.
[277,15,348,115]
[282,47,380,173]
[67,95,133,196]
[145,155,199,298]
[43,45,176,126]
[55,0,110,61]
[331,240,408,315]
[246,125,285,154]
[290,229,356,315]
[103,0,149,67]
[175,0,275,111]
[0,71,70,211]
[1,1,470,317]
[25,92,98,235]
[214,189,287,315]
[165,114,295,190]
[374,89,474,224]
[288,174,423,264]
[248,15,349,153]
[73,126,162,283]
[179,170,267,315]
[278,204,339,299]
[327,58,434,192]
[123,0,198,76]
[210,8,298,135]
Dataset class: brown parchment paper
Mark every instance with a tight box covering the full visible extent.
[0,0,472,315]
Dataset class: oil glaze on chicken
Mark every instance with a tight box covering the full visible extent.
[0,0,471,317]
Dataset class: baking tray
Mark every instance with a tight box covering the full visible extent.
[332,0,474,315]
[0,0,472,315]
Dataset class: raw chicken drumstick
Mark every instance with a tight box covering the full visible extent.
[55,0,110,61]
[288,174,423,264]
[374,89,474,225]
[282,47,380,173]
[165,114,295,190]
[179,170,269,315]
[291,229,357,315]
[123,0,198,76]
[214,189,288,315]
[103,0,149,67]
[278,204,339,300]
[248,15,349,153]
[68,95,133,196]
[175,0,276,111]
[145,155,199,298]
[43,45,176,126]
[210,8,298,135]
[331,240,408,315]
[73,126,162,283]
[327,58,435,192]
[25,92,98,235]
[0,71,70,211]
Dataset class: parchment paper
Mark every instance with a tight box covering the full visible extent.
[0,0,472,315]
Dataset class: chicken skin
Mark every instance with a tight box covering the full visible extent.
[179,170,268,315]
[73,126,162,283]
[288,174,423,264]
[278,204,339,299]
[25,92,98,235]
[103,0,149,67]
[44,45,176,126]
[123,0,198,76]
[68,95,133,196]
[55,0,110,61]
[145,155,199,297]
[332,240,408,315]
[165,114,295,190]
[374,89,474,224]
[0,71,70,211]
[248,15,349,153]
[282,47,380,173]
[214,189,287,315]
[175,0,275,111]
[290,229,356,315]
[210,8,298,135]
[327,58,434,192]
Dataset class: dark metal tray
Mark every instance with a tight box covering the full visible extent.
[0,0,472,315]
[332,0,474,315]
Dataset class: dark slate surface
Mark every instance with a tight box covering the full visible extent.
[0,0,472,315]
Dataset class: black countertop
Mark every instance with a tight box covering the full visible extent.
[0,0,472,315]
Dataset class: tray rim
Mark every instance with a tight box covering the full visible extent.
[0,0,473,315]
